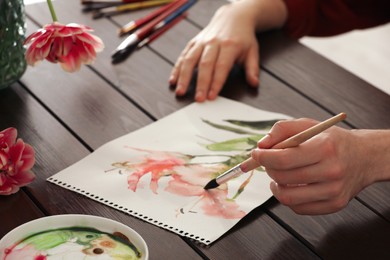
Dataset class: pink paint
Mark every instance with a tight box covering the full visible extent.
[110,147,249,219]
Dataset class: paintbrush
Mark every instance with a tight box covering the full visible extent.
[203,112,347,190]
[81,0,152,4]
[92,0,174,19]
[111,0,190,63]
[137,12,187,48]
[118,0,180,36]
[82,2,124,12]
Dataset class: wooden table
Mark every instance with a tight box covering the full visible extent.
[1,0,390,258]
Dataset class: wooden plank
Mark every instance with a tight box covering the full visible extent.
[259,31,390,130]
[201,206,319,259]
[358,183,390,221]
[0,191,44,238]
[266,199,390,259]
[0,82,201,258]
[22,18,154,150]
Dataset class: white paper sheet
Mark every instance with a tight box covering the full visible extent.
[48,97,291,245]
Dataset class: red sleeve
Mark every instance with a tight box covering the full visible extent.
[282,0,390,38]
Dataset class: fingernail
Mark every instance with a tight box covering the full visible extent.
[195,91,204,102]
[258,134,270,145]
[270,181,277,192]
[251,148,261,158]
[175,85,184,95]
[169,75,175,84]
[208,90,216,100]
[241,152,259,172]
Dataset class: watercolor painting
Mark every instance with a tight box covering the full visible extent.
[48,97,291,245]
[3,227,141,259]
[105,115,279,219]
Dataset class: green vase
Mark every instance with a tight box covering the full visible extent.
[0,0,27,90]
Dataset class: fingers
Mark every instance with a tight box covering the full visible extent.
[171,41,204,97]
[270,181,350,215]
[258,118,318,148]
[244,44,259,87]
[206,41,240,100]
[169,40,194,88]
[265,160,342,185]
[195,42,220,102]
[252,138,324,170]
[170,37,260,102]
[171,39,240,102]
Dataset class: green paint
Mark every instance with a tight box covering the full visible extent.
[202,119,258,135]
[206,135,264,151]
[225,119,282,130]
[14,226,142,259]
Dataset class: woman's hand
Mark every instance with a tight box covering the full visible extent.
[169,2,260,102]
[251,118,390,215]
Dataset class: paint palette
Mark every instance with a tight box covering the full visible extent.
[0,214,148,259]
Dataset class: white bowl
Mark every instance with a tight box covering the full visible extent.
[0,214,148,259]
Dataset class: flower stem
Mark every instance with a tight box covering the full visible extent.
[46,0,58,22]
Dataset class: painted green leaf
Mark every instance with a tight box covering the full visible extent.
[222,153,250,167]
[206,134,264,151]
[202,119,258,135]
[225,119,283,130]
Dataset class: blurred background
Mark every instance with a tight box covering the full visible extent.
[301,24,390,95]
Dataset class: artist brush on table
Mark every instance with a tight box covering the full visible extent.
[149,0,193,34]
[204,112,347,190]
[81,0,150,4]
[82,2,124,12]
[111,0,195,63]
[118,0,180,36]
[137,13,187,48]
[92,0,174,19]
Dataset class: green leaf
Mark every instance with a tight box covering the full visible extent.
[225,119,283,131]
[202,119,258,135]
[206,135,264,151]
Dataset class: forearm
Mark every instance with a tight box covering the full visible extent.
[352,129,390,184]
[231,0,288,31]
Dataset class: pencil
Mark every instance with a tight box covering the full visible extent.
[118,0,181,36]
[93,0,174,19]
[137,12,187,48]
[203,112,347,190]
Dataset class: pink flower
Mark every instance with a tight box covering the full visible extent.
[109,147,248,218]
[24,22,104,72]
[111,148,192,194]
[166,165,246,219]
[0,128,36,195]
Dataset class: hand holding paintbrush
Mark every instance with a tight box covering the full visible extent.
[204,112,347,190]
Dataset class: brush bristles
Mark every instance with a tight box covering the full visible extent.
[203,179,219,190]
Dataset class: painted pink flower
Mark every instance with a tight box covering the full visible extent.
[0,128,36,195]
[166,165,246,219]
[24,22,104,72]
[111,148,192,194]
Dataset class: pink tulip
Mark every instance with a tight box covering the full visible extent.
[24,22,104,72]
[0,128,36,195]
